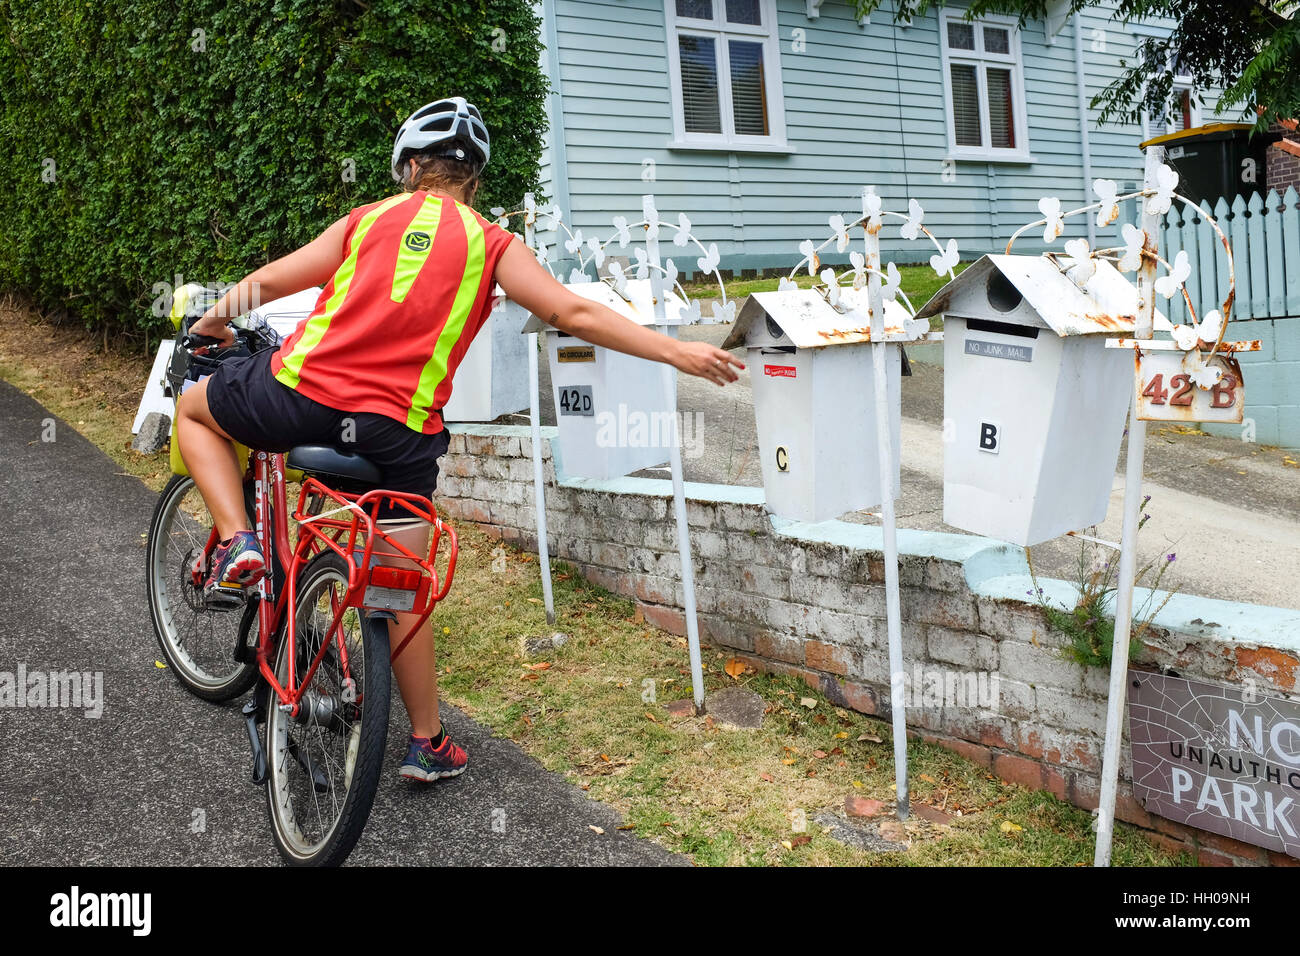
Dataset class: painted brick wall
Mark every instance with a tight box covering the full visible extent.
[438,424,1300,865]
[1200,315,1300,450]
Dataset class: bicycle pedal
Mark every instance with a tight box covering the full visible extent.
[205,584,248,611]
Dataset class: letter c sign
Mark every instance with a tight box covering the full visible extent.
[776,445,789,472]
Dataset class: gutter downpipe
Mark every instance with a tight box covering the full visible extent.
[1073,12,1097,247]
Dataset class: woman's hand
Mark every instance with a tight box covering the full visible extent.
[671,340,745,385]
[189,313,237,348]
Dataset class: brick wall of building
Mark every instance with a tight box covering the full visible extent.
[1267,121,1300,196]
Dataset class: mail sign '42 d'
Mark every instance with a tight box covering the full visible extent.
[1135,351,1245,425]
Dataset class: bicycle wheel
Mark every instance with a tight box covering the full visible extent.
[146,474,259,701]
[265,551,390,866]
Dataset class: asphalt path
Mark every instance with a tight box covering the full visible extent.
[0,380,681,866]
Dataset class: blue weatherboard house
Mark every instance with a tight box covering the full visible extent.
[534,0,1234,272]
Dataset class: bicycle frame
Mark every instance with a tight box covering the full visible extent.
[243,450,458,717]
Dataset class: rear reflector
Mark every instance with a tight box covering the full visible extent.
[370,566,421,590]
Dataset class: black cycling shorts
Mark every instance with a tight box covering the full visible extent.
[205,348,450,500]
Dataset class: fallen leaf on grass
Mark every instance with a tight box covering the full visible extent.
[780,840,793,851]
[617,824,635,831]
[781,758,796,766]
[800,697,817,709]
[834,731,849,739]
[857,733,883,743]
[523,661,552,671]
[812,750,828,759]
[919,773,937,784]
[644,712,659,724]
[790,835,811,848]
[759,773,774,783]
[598,754,611,763]
[520,673,540,681]
[1000,820,1023,834]
[724,657,747,679]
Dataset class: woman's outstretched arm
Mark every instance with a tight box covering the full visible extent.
[494,237,744,386]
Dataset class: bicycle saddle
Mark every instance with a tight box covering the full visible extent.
[287,445,383,492]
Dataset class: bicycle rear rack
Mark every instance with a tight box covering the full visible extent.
[292,478,459,662]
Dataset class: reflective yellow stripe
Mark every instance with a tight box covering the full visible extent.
[275,194,411,390]
[405,204,487,431]
[391,195,443,303]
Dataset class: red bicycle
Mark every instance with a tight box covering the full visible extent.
[145,303,457,866]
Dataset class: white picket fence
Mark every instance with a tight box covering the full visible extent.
[1159,186,1300,324]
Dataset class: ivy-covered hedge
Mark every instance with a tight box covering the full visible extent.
[0,0,548,336]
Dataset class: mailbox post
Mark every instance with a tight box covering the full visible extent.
[927,156,1257,865]
[760,188,955,820]
[512,196,733,709]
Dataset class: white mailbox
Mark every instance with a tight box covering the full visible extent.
[441,294,531,423]
[915,254,1167,547]
[722,288,913,524]
[522,279,691,480]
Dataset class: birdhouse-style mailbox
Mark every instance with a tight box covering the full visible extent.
[915,254,1162,547]
[522,279,691,481]
[441,294,531,423]
[722,288,913,524]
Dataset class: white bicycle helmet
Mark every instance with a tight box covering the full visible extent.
[391,97,491,182]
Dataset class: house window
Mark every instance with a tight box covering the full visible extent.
[1166,76,1201,133]
[940,14,1030,161]
[665,0,788,149]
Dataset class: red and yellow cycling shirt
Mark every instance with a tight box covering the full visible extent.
[271,190,516,434]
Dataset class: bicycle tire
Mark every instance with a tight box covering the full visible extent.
[264,551,390,866]
[146,474,259,702]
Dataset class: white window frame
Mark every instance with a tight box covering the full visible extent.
[664,0,789,152]
[1167,75,1202,133]
[938,12,1032,163]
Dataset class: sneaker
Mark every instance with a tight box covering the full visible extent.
[399,732,468,782]
[203,531,266,608]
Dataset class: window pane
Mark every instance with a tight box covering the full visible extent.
[947,22,975,51]
[950,63,981,146]
[983,26,1009,55]
[725,0,761,25]
[676,0,713,19]
[987,67,1014,148]
[729,40,768,135]
[679,35,722,134]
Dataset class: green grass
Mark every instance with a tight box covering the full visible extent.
[680,262,968,311]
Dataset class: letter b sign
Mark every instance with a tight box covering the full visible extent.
[978,421,1000,454]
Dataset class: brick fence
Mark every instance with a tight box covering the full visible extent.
[438,423,1300,865]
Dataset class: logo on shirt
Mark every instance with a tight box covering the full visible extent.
[404,231,432,252]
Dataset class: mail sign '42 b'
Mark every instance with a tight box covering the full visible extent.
[1133,350,1248,425]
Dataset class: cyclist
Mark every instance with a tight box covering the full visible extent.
[176,97,744,783]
